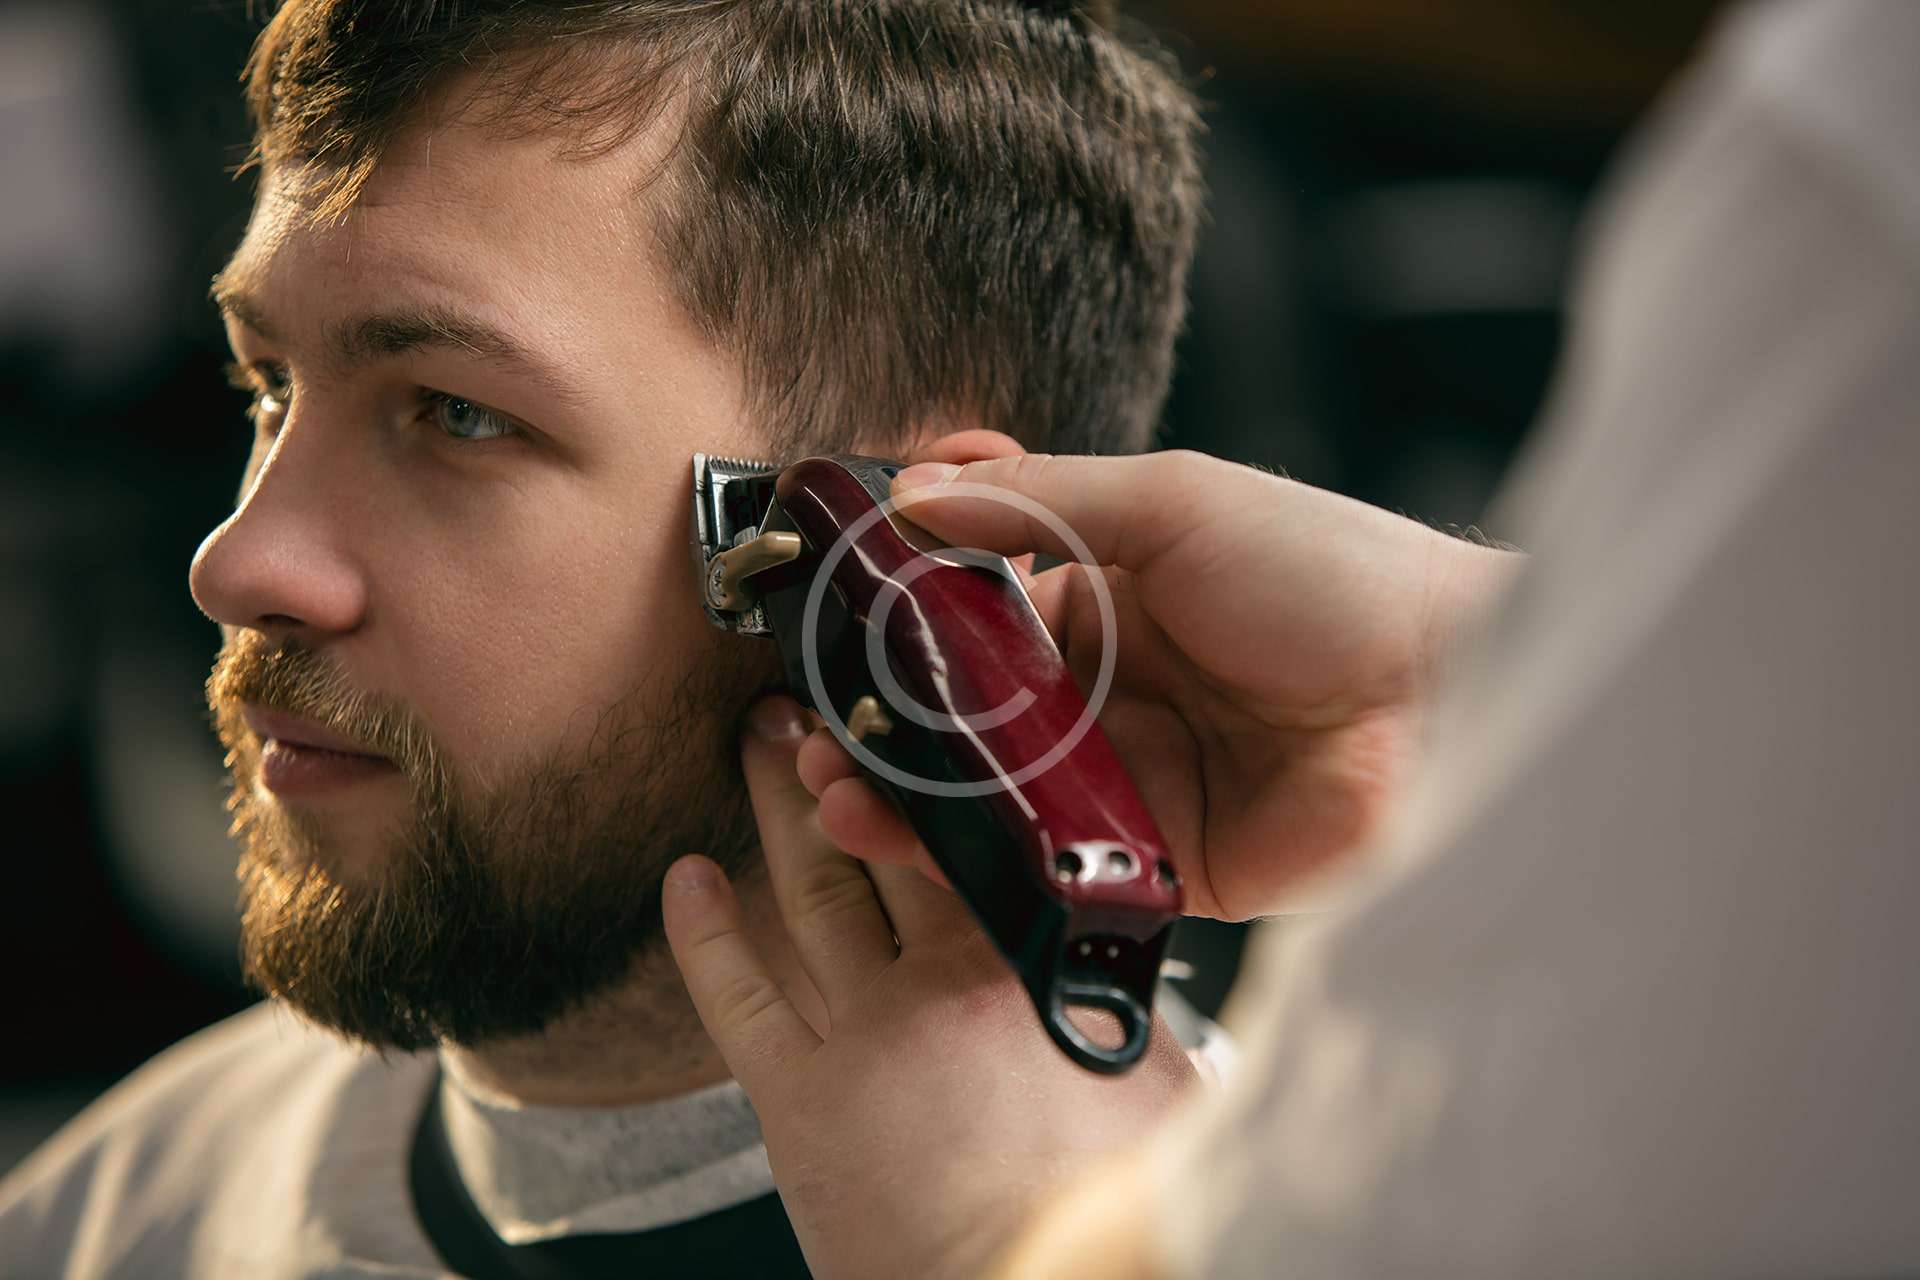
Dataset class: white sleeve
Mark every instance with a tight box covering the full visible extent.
[1151,3,1920,1275]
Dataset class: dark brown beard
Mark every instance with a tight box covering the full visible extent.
[208,630,767,1051]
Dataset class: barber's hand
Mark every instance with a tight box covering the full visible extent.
[664,702,1198,1280]
[802,445,1522,919]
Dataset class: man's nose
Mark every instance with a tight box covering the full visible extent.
[189,424,370,638]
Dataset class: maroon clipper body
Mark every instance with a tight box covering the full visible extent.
[693,453,1182,1072]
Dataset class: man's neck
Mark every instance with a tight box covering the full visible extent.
[440,866,823,1108]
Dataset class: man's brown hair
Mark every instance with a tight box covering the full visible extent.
[242,0,1203,456]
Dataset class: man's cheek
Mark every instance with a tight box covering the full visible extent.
[382,493,702,750]
[389,610,638,776]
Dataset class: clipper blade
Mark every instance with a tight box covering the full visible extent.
[692,452,781,634]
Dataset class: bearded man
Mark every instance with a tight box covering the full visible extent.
[0,2,1211,1275]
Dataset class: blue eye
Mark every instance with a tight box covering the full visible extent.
[424,392,516,441]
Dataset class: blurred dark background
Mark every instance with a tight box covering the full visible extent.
[0,0,1723,1172]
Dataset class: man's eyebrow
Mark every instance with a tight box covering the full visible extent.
[211,273,277,340]
[211,273,587,410]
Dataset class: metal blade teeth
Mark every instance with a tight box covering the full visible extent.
[699,453,777,476]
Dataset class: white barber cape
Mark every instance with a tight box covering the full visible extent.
[0,1001,783,1275]
[1151,1,1920,1275]
[0,958,1229,1277]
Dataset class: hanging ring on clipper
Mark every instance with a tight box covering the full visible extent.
[705,531,805,612]
[1044,980,1152,1075]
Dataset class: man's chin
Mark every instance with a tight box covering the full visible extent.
[229,789,701,1052]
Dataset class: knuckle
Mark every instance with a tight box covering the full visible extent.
[997,450,1062,498]
[788,863,876,922]
[1158,449,1223,506]
[1158,448,1211,478]
[710,972,785,1032]
[681,915,739,956]
[1158,450,1214,502]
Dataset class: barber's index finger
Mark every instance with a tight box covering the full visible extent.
[889,451,1216,575]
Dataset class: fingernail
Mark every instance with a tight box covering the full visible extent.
[666,856,718,895]
[746,695,808,744]
[892,462,960,493]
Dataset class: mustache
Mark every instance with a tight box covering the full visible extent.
[208,632,442,783]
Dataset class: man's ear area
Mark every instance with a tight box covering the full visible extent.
[901,427,1025,469]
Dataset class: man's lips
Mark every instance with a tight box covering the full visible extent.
[242,705,388,759]
[241,705,402,796]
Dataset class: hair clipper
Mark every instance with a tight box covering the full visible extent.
[691,452,1182,1073]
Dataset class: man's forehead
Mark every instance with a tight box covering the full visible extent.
[222,154,650,358]
[220,193,476,313]
[233,100,665,281]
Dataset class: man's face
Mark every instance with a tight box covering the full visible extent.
[191,103,779,1049]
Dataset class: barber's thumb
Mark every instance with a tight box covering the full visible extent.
[888,459,1031,555]
[661,853,815,1091]
[739,695,817,822]
[890,452,1114,566]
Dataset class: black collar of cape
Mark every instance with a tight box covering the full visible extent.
[407,1066,812,1279]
